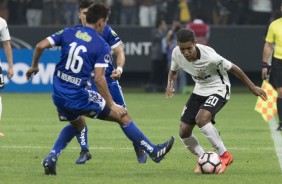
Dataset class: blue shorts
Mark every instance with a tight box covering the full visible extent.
[52,89,106,121]
[108,81,126,108]
[92,80,126,108]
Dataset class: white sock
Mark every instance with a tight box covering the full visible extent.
[181,134,205,156]
[200,122,226,155]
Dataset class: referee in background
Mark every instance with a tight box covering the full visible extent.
[262,2,282,130]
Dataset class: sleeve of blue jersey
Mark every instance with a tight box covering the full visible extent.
[95,40,111,67]
[102,25,121,47]
[49,28,67,46]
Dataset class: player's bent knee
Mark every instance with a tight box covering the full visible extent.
[179,125,192,138]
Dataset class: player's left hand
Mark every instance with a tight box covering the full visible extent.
[110,69,121,80]
[251,86,268,101]
[26,67,39,80]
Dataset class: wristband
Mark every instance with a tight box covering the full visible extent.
[262,62,269,68]
[116,67,123,74]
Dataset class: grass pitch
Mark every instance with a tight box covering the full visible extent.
[0,90,281,184]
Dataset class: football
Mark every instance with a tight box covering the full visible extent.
[197,152,222,174]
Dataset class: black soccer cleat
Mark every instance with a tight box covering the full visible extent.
[134,147,147,163]
[42,154,57,175]
[76,151,92,164]
[277,122,282,131]
[151,136,175,163]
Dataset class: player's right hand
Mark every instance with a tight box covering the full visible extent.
[165,87,175,98]
[251,86,268,101]
[26,67,39,80]
[110,103,128,119]
[110,69,121,80]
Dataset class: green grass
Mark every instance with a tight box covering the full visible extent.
[0,91,281,184]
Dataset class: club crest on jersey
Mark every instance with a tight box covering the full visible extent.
[194,68,211,80]
[104,54,110,63]
[75,30,92,42]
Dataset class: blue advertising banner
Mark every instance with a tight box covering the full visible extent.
[0,49,60,92]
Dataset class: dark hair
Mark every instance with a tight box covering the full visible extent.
[176,28,196,43]
[86,3,109,24]
[79,0,94,9]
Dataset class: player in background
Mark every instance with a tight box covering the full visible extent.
[165,28,267,173]
[187,16,210,45]
[262,2,282,131]
[0,17,14,120]
[74,0,147,164]
[26,4,174,175]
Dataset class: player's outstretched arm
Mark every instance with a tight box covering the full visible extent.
[26,39,52,80]
[2,40,13,79]
[229,64,267,101]
[165,70,178,98]
[110,45,125,80]
[94,67,127,117]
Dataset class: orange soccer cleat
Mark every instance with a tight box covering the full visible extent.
[218,151,233,174]
[194,163,202,173]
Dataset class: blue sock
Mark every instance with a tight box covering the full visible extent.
[50,124,79,158]
[121,121,157,156]
[76,125,89,152]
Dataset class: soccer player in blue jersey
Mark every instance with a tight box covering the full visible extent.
[26,3,174,176]
[74,0,146,164]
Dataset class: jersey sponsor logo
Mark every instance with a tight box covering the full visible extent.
[75,30,92,42]
[193,74,211,80]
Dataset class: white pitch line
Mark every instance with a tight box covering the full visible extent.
[0,145,281,151]
[268,117,282,171]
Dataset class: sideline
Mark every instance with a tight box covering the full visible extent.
[268,117,282,171]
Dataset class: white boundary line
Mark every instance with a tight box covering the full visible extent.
[0,145,281,151]
[268,117,282,171]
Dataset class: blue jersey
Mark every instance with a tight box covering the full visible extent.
[75,24,122,83]
[73,24,126,107]
[101,25,122,82]
[47,26,111,101]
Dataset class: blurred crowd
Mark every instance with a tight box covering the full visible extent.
[0,0,281,27]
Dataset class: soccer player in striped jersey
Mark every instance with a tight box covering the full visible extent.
[26,4,174,175]
[165,28,267,173]
[74,0,146,164]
